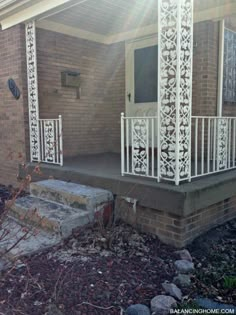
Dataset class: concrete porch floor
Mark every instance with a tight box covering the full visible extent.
[20,152,236,219]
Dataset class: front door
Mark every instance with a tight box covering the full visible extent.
[125,36,158,117]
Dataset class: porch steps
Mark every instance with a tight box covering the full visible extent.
[30,180,113,212]
[0,217,61,261]
[10,195,93,238]
[0,180,113,267]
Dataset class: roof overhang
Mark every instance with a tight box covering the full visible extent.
[0,0,83,29]
[0,0,236,45]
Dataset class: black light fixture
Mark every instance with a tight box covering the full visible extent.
[7,78,21,100]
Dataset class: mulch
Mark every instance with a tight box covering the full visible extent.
[187,219,236,306]
[0,185,235,314]
[0,223,177,315]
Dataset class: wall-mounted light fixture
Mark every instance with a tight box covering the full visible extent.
[8,78,21,100]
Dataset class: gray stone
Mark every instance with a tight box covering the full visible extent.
[30,179,113,212]
[195,297,236,313]
[0,258,9,272]
[173,274,191,288]
[161,282,182,301]
[0,217,61,259]
[0,260,5,271]
[0,180,113,263]
[174,260,194,274]
[45,304,64,315]
[126,304,150,315]
[175,249,192,262]
[151,295,177,315]
[11,196,93,238]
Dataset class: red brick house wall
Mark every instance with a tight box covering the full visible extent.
[37,20,231,160]
[0,24,29,186]
[223,18,236,116]
[192,21,219,116]
[37,29,125,157]
[1,20,236,184]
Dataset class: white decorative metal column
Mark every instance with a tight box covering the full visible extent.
[158,0,193,185]
[25,21,40,162]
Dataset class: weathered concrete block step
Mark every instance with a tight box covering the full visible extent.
[30,180,113,211]
[0,217,61,261]
[11,196,93,237]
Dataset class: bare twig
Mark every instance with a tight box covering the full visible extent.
[76,301,124,314]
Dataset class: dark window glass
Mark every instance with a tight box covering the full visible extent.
[223,29,236,102]
[134,45,157,103]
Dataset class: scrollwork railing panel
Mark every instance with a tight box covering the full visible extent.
[132,119,149,175]
[158,0,193,185]
[26,21,40,162]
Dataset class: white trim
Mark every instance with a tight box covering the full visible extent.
[0,0,43,17]
[107,24,157,44]
[35,6,236,46]
[36,20,108,44]
[175,0,181,186]
[0,0,19,10]
[1,1,236,40]
[36,20,158,45]
[125,36,158,117]
[225,27,236,34]
[0,0,76,29]
[25,21,41,162]
[217,19,225,117]
[194,3,236,23]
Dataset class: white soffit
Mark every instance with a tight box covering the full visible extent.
[1,0,236,44]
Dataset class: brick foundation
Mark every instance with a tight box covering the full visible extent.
[116,195,236,248]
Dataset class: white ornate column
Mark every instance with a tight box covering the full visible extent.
[158,0,193,185]
[25,21,40,162]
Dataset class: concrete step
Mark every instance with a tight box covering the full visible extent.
[11,196,93,238]
[30,180,113,212]
[0,217,61,261]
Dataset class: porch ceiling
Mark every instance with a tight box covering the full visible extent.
[45,0,236,36]
[37,0,236,44]
[47,0,157,36]
[0,0,236,42]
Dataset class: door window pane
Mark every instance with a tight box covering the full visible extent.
[134,45,157,103]
[224,29,236,102]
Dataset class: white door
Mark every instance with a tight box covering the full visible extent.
[125,36,158,117]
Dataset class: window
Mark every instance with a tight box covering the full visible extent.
[134,45,158,103]
[223,28,236,102]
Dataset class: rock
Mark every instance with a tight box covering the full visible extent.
[45,304,64,315]
[173,274,191,288]
[174,260,194,274]
[161,282,182,301]
[195,297,236,313]
[0,258,11,272]
[126,304,150,315]
[0,259,6,272]
[151,295,177,315]
[175,249,192,262]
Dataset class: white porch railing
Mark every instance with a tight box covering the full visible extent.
[121,113,158,179]
[121,114,236,184]
[38,115,63,166]
[191,116,236,178]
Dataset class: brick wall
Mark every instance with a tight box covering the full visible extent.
[1,20,234,185]
[37,29,125,157]
[192,21,219,116]
[192,19,236,117]
[37,20,230,159]
[0,24,29,186]
[223,18,236,116]
[116,195,236,248]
